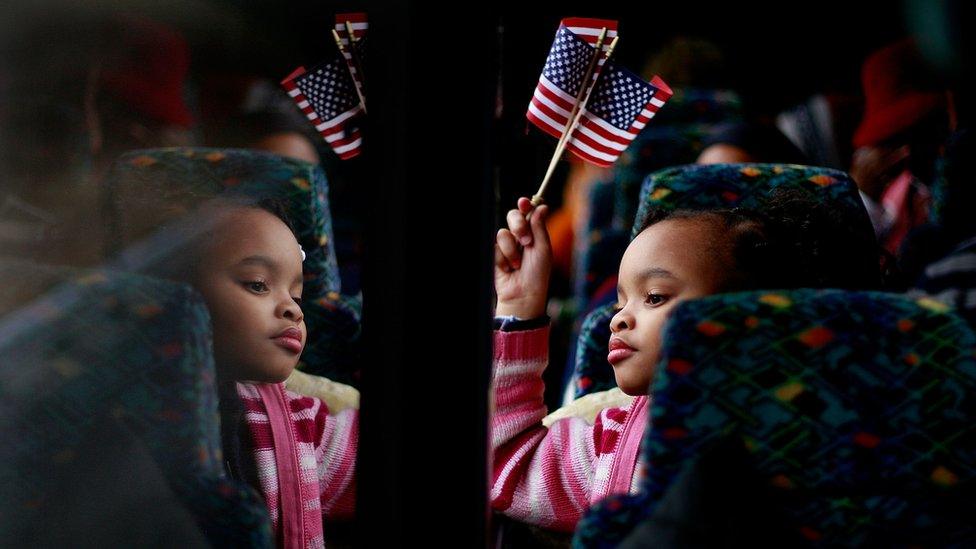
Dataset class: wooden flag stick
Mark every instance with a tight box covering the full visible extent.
[331,27,368,115]
[343,20,369,99]
[530,28,609,208]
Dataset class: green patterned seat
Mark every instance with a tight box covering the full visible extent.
[0,260,271,545]
[575,289,976,547]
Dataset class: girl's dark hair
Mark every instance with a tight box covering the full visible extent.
[636,189,885,291]
[147,195,297,284]
[251,196,296,234]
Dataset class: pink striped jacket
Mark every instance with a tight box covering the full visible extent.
[491,326,649,532]
[237,382,357,548]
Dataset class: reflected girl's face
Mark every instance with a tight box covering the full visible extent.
[194,206,306,383]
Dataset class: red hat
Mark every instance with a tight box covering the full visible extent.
[99,14,195,128]
[852,39,944,148]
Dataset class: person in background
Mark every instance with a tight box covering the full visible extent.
[848,39,949,256]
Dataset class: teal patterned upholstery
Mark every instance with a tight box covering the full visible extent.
[575,289,976,547]
[630,163,873,240]
[107,148,340,295]
[0,262,271,545]
[570,302,618,397]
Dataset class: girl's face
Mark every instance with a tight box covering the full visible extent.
[194,206,306,383]
[609,217,738,396]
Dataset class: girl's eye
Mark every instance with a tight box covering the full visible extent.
[612,302,623,312]
[246,281,269,293]
[645,293,668,306]
[292,297,303,306]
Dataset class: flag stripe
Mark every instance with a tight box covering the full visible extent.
[325,128,361,149]
[335,12,367,24]
[532,88,571,121]
[527,102,570,141]
[566,139,616,166]
[538,75,577,107]
[579,119,633,149]
[335,22,368,31]
[333,135,362,155]
[573,121,629,155]
[323,127,355,144]
[579,110,637,140]
[571,131,625,157]
[320,106,362,132]
[566,26,618,39]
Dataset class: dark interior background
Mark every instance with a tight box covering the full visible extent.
[2,0,971,544]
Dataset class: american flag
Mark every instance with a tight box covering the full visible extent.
[334,12,367,92]
[526,18,672,167]
[566,64,672,167]
[526,18,617,142]
[281,57,364,160]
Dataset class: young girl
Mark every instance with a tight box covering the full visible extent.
[173,196,357,548]
[491,192,882,532]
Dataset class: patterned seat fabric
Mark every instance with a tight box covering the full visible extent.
[567,302,618,399]
[629,163,873,240]
[575,289,976,547]
[568,163,875,400]
[106,147,360,384]
[0,261,271,545]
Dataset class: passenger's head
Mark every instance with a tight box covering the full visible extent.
[170,197,306,383]
[609,190,882,395]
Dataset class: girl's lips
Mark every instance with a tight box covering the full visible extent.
[272,327,304,354]
[273,335,304,354]
[608,348,635,365]
[608,338,636,365]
